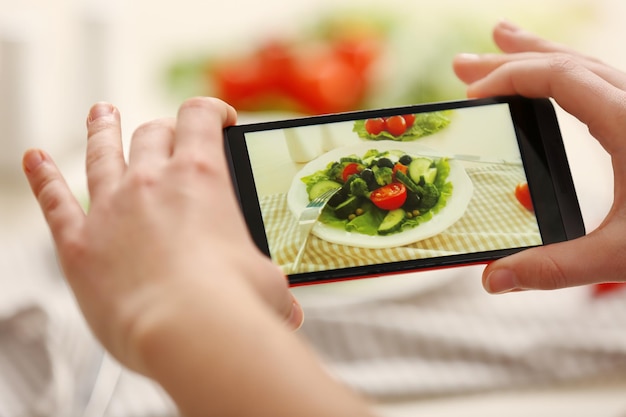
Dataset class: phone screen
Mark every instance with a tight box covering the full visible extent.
[224,97,584,285]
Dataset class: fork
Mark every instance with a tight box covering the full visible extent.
[291,187,340,274]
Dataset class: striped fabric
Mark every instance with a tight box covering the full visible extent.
[0,238,177,417]
[297,266,626,399]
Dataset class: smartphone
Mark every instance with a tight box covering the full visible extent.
[223,96,585,286]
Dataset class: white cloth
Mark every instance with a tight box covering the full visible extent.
[297,267,626,399]
[4,237,626,415]
[0,237,177,417]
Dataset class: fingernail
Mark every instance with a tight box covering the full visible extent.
[287,299,304,331]
[22,149,45,173]
[87,102,116,125]
[456,53,481,62]
[498,19,521,32]
[485,269,518,294]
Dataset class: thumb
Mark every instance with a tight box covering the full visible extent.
[251,262,305,331]
[482,226,626,293]
[285,294,304,331]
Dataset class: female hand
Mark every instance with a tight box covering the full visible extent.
[22,97,303,373]
[453,21,626,293]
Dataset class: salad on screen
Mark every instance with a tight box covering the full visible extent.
[300,148,453,237]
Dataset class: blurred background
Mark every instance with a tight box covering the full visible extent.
[0,0,605,177]
[2,1,626,416]
[1,0,615,229]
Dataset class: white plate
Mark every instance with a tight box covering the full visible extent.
[287,141,474,249]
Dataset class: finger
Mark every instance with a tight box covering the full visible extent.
[454,52,518,85]
[454,21,626,91]
[86,103,126,201]
[22,149,85,246]
[482,223,626,293]
[454,51,626,91]
[492,20,590,57]
[493,20,626,90]
[128,118,176,168]
[256,264,305,331]
[173,97,237,159]
[464,56,626,153]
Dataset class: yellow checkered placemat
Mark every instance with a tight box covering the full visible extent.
[260,164,541,273]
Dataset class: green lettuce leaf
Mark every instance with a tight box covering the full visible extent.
[345,202,385,235]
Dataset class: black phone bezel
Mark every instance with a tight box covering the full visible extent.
[223,96,585,285]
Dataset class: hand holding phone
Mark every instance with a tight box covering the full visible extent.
[224,96,584,286]
[454,21,626,293]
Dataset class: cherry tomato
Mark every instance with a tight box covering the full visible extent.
[592,282,626,297]
[514,182,533,211]
[342,162,362,182]
[365,118,386,135]
[385,115,407,137]
[402,114,416,127]
[370,183,407,210]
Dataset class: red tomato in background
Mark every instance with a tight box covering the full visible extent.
[365,118,386,135]
[212,58,267,109]
[204,21,386,115]
[385,115,407,136]
[212,41,295,110]
[370,183,407,210]
[515,182,534,211]
[255,40,295,91]
[288,48,365,114]
[342,162,362,182]
[333,35,382,74]
[402,114,416,128]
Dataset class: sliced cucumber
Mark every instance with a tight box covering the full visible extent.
[422,167,438,184]
[395,170,420,193]
[308,180,342,201]
[377,208,406,235]
[333,196,362,219]
[408,157,433,184]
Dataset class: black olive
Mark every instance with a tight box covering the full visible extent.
[360,168,375,183]
[360,168,378,191]
[399,154,413,165]
[376,157,394,169]
[328,188,349,207]
[402,191,421,210]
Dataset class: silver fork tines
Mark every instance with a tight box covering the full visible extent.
[291,187,340,274]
